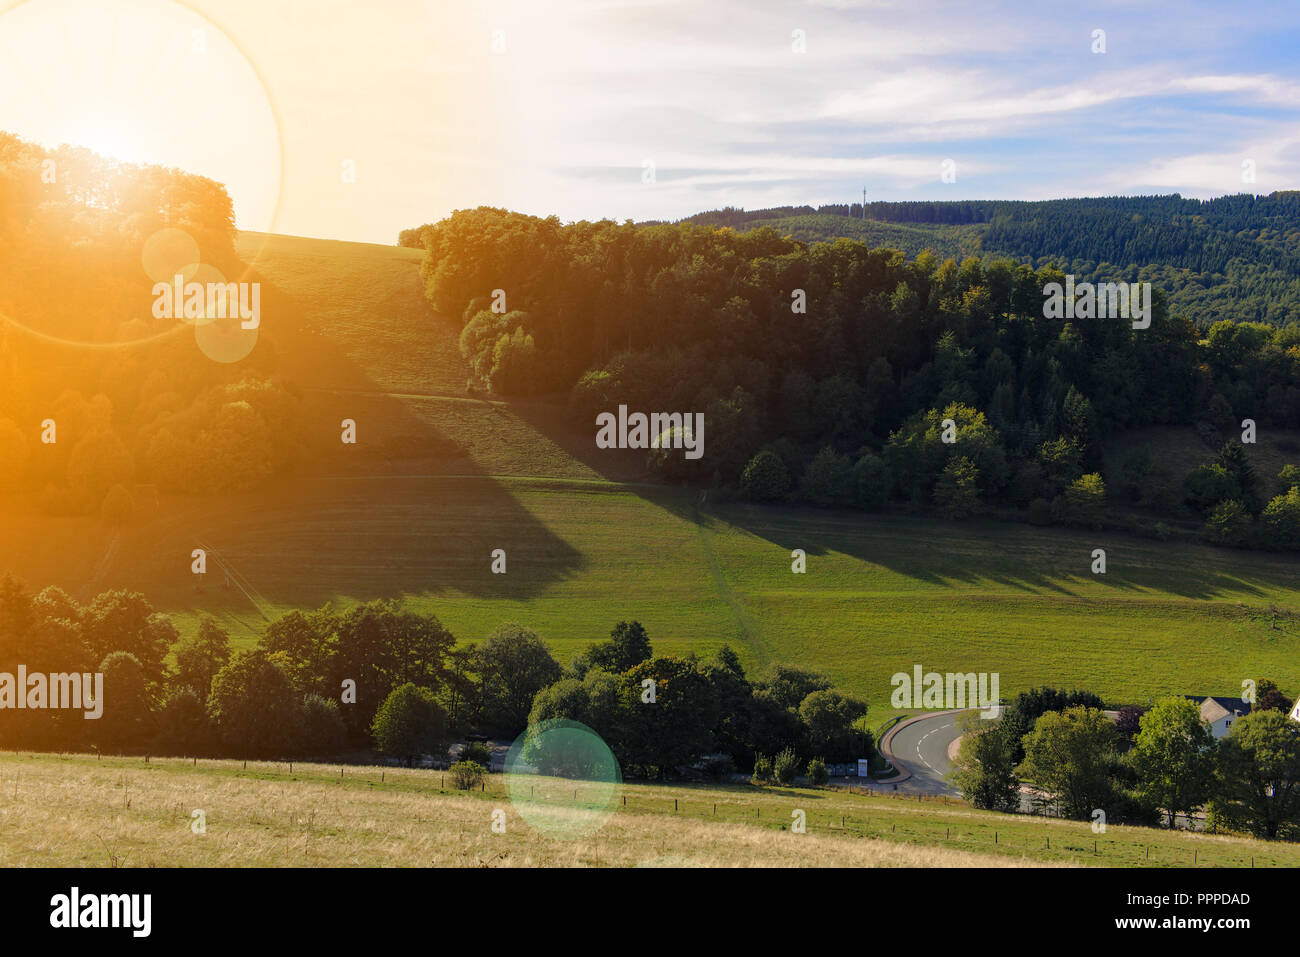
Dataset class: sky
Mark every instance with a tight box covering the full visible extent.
[0,0,1297,244]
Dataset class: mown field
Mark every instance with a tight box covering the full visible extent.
[0,751,1293,868]
[1,232,1298,710]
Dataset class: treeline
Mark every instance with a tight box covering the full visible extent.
[682,194,1300,276]
[679,200,1000,227]
[952,686,1300,841]
[0,574,871,778]
[407,207,1300,544]
[682,194,1300,328]
[0,131,304,517]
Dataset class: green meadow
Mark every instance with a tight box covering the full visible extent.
[3,232,1298,711]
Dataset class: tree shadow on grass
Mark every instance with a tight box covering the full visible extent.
[509,398,1295,604]
[105,254,585,626]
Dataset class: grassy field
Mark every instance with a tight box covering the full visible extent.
[1,232,1298,710]
[0,750,1292,868]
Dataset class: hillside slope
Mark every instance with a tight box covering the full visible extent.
[2,232,1299,710]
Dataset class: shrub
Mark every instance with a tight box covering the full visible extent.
[449,760,486,790]
[370,683,449,766]
[1205,499,1252,546]
[1262,487,1300,548]
[488,328,541,395]
[762,438,805,485]
[773,746,800,786]
[751,752,773,784]
[806,756,829,786]
[459,741,492,766]
[740,450,790,502]
[1052,473,1106,528]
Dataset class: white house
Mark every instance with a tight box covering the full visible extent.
[1186,696,1251,739]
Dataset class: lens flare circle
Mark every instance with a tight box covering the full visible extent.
[503,719,622,841]
[0,0,284,352]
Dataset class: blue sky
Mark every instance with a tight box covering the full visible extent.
[496,0,1300,225]
[3,0,1295,242]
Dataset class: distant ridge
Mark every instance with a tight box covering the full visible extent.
[659,192,1300,328]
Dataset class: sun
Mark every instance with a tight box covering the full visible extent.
[0,0,282,231]
[64,115,140,164]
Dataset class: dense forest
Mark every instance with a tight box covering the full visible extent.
[407,205,1300,548]
[0,132,304,516]
[667,193,1300,328]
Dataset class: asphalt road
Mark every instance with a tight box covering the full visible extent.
[886,711,966,795]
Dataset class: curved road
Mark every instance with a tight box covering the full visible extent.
[881,708,1003,796]
[885,712,963,794]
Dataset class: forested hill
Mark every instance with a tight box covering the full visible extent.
[406,204,1300,552]
[672,193,1300,328]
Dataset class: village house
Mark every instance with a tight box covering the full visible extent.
[1185,695,1251,739]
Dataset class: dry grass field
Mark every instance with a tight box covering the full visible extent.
[0,751,1294,868]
